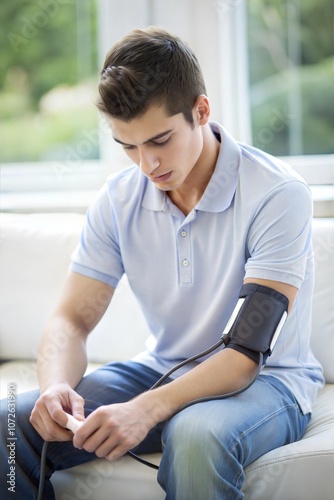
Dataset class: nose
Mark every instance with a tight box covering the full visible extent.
[138,150,159,176]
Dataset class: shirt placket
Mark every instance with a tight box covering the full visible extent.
[178,224,192,285]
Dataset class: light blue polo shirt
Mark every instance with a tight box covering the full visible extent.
[71,122,324,414]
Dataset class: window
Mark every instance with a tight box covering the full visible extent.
[0,0,116,212]
[1,0,333,214]
[248,0,334,157]
[247,0,334,216]
[0,0,98,164]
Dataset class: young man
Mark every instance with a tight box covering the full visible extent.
[0,27,324,499]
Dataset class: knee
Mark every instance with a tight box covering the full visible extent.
[158,405,240,498]
[162,405,225,464]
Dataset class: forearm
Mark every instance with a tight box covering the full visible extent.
[37,314,89,393]
[137,348,258,424]
[145,279,294,423]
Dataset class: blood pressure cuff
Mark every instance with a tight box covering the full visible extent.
[222,283,289,364]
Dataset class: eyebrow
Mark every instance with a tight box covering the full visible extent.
[113,129,173,147]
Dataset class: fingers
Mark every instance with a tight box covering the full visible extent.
[73,422,134,461]
[70,396,85,422]
[29,384,85,442]
[72,403,149,462]
[30,400,71,442]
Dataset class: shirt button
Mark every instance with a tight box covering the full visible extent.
[182,259,190,267]
[180,230,187,237]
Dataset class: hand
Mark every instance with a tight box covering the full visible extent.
[72,397,159,462]
[30,383,85,442]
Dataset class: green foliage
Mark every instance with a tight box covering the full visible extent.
[251,58,334,156]
[248,0,334,155]
[0,0,98,104]
[0,0,332,161]
[0,0,99,162]
[0,84,99,162]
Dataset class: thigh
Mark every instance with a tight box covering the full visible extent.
[161,374,310,468]
[158,375,310,499]
[75,361,165,413]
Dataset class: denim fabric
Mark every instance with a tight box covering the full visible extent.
[0,363,309,500]
[158,375,310,500]
[0,362,165,500]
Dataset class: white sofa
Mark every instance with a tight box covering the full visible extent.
[0,212,333,500]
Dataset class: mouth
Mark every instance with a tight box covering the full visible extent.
[151,171,172,183]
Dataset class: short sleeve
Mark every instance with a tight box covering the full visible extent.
[244,180,313,288]
[70,184,124,288]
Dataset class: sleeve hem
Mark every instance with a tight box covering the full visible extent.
[70,263,120,288]
[244,268,303,289]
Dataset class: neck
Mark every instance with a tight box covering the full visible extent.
[168,124,220,215]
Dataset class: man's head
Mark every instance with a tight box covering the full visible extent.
[97,26,207,125]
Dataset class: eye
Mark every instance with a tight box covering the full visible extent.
[121,135,172,151]
[153,136,171,147]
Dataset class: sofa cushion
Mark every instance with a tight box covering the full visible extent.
[0,213,84,360]
[51,453,164,500]
[311,218,334,383]
[1,213,333,381]
[242,384,334,500]
[0,213,150,363]
[1,213,333,499]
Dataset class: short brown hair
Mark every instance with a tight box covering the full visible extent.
[97,26,206,124]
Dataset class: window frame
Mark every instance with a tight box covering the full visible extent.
[1,0,333,215]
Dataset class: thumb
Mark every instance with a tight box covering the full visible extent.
[70,394,85,422]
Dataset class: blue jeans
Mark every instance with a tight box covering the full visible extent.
[0,361,310,500]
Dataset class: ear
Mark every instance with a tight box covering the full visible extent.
[193,94,210,125]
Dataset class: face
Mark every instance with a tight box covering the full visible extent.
[107,104,204,192]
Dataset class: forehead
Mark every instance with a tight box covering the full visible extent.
[106,105,186,145]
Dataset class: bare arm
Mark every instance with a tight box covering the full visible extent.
[30,272,114,441]
[73,279,297,461]
[140,278,298,418]
[143,278,297,414]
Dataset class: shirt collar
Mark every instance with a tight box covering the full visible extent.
[196,122,241,212]
[141,176,166,211]
[142,122,241,213]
